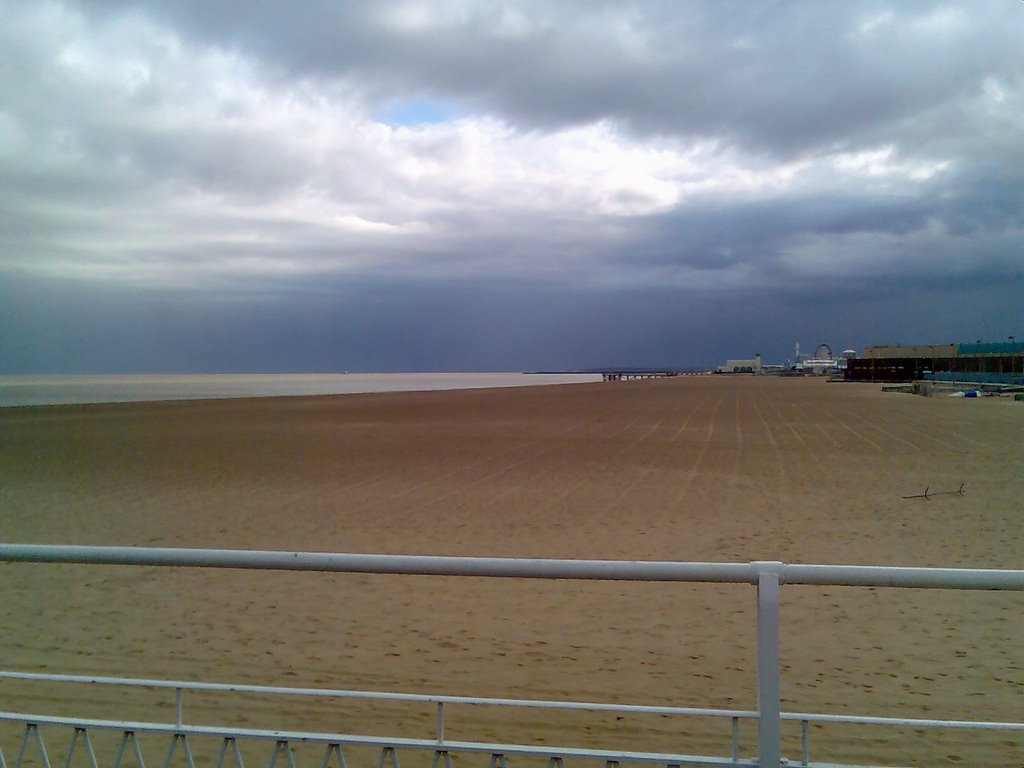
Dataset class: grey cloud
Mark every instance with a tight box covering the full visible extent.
[76,1,1024,156]
[633,193,932,266]
[2,1,1022,373]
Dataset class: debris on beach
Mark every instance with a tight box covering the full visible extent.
[902,483,966,500]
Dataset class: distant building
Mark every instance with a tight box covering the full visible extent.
[796,357,839,375]
[794,343,839,375]
[864,344,956,359]
[846,340,1024,384]
[718,353,761,374]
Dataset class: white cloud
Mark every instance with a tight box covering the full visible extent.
[829,145,950,183]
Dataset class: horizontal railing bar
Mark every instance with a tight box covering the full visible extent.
[0,712,756,767]
[1,545,1023,589]
[0,671,757,719]
[782,712,1024,730]
[780,564,1024,590]
[0,545,755,582]
[4,671,1020,732]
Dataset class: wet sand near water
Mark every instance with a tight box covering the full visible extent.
[0,377,1021,767]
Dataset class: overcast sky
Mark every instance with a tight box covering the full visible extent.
[2,1,1022,373]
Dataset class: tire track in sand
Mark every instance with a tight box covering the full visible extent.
[398,395,672,516]
[481,387,701,518]
[556,391,714,521]
[342,401,624,515]
[840,405,931,453]
[751,392,788,489]
[658,393,726,516]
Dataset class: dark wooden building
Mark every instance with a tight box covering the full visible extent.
[845,341,1023,384]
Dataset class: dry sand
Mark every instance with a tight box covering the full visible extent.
[0,376,1021,767]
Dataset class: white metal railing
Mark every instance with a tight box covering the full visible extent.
[1,544,1022,768]
[0,672,760,768]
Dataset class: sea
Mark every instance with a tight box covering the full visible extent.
[0,373,603,408]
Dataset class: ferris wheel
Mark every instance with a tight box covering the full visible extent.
[814,343,833,360]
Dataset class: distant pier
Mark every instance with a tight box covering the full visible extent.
[601,370,669,381]
[525,369,712,381]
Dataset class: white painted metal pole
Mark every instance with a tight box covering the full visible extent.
[0,545,755,583]
[755,562,782,768]
[782,563,1024,590]
[1,545,1023,589]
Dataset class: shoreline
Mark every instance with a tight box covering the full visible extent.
[0,371,604,408]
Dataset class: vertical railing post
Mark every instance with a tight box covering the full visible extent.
[175,687,184,728]
[754,561,783,768]
[730,717,739,762]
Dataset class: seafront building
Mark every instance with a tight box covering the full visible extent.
[717,353,761,374]
[717,344,850,375]
[845,339,1024,384]
[714,339,1022,386]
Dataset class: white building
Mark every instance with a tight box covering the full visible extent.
[718,354,762,374]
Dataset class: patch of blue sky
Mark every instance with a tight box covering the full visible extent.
[377,98,459,127]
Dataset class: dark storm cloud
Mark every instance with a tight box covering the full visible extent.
[625,193,933,272]
[1,1,1022,372]
[4,266,1021,375]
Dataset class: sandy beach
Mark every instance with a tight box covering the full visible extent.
[1,377,1021,767]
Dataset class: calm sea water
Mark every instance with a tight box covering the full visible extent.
[0,373,603,408]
